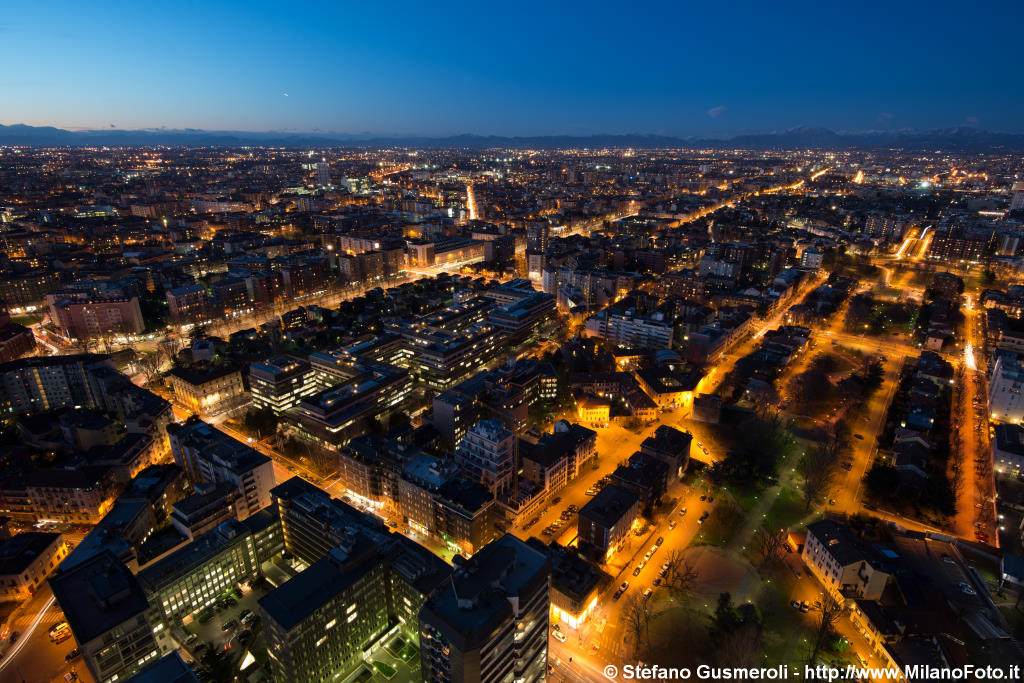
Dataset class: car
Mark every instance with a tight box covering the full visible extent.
[642,588,653,599]
[791,600,801,610]
[700,495,707,502]
[64,674,77,682]
[552,497,562,504]
[620,581,629,592]
[854,433,864,440]
[10,631,19,643]
[237,629,253,643]
[613,589,624,600]
[656,536,664,545]
[552,629,567,643]
[662,561,671,571]
[239,609,252,620]
[552,623,560,632]
[828,499,836,506]
[679,508,687,516]
[707,496,714,503]
[567,504,579,512]
[697,517,705,525]
[668,521,677,530]
[800,602,810,613]
[65,649,81,662]
[653,577,662,586]
[958,582,976,595]
[221,619,238,632]
[633,566,643,577]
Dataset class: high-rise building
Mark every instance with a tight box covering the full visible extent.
[50,550,166,683]
[167,419,275,518]
[249,356,318,415]
[262,477,451,683]
[47,293,146,340]
[317,160,331,188]
[0,353,111,415]
[526,224,549,253]
[455,419,514,498]
[419,534,551,683]
[165,284,211,326]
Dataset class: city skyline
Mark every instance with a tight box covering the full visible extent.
[2,0,1023,136]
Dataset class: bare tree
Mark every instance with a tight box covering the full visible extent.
[806,591,844,665]
[663,549,699,595]
[622,593,651,657]
[756,522,788,567]
[136,352,163,386]
[799,437,841,511]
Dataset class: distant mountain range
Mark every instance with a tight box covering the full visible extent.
[2,123,1023,151]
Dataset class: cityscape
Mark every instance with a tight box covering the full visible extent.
[2,3,1024,683]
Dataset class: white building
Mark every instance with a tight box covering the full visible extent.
[802,520,890,602]
[584,308,674,349]
[455,418,514,497]
[989,352,1024,424]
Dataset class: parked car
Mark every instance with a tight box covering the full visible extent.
[552,629,567,643]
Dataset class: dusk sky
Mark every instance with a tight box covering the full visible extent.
[2,0,1022,137]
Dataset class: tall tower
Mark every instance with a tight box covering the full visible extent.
[317,161,331,188]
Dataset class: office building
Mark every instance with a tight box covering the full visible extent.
[396,321,505,391]
[419,534,550,683]
[249,356,318,415]
[282,359,412,451]
[262,477,450,682]
[138,515,281,624]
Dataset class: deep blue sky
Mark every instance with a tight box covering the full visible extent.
[2,0,1021,136]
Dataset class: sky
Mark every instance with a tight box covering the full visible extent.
[1,0,1022,137]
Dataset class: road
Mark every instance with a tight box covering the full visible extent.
[953,294,995,542]
[545,480,718,677]
[0,585,89,683]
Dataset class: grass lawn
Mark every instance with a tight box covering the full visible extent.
[766,487,811,531]
[12,314,43,326]
[372,661,397,679]
[385,636,405,658]
[721,484,762,513]
[693,498,744,546]
[398,644,418,663]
